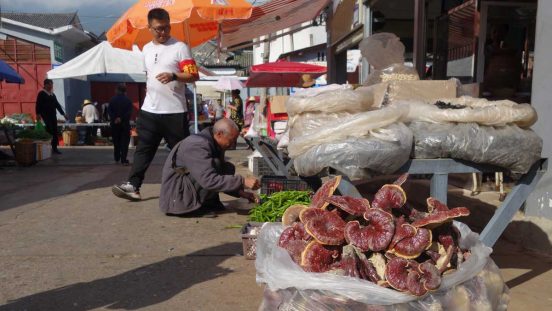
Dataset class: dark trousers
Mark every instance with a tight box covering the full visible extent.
[128,110,190,189]
[111,122,130,162]
[42,117,59,150]
[85,126,96,145]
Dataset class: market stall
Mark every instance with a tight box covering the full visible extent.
[244,61,327,176]
[242,33,546,310]
[0,61,25,159]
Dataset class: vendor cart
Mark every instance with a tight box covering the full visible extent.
[246,135,547,247]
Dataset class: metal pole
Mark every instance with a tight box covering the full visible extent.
[193,84,199,134]
[413,0,427,78]
[184,19,198,134]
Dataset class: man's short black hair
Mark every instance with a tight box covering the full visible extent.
[148,8,170,23]
[44,79,53,85]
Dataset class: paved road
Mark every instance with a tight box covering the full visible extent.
[0,146,551,310]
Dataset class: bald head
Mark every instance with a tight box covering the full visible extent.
[214,119,239,136]
[213,119,240,150]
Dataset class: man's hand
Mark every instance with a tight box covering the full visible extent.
[156,72,174,84]
[114,117,121,124]
[243,177,260,190]
[239,190,260,204]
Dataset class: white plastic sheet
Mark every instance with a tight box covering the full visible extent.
[287,104,408,158]
[286,85,375,116]
[292,123,413,180]
[256,222,509,310]
[410,121,542,176]
[400,97,537,128]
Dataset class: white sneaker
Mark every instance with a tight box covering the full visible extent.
[112,182,141,201]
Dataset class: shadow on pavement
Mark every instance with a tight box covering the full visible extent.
[0,243,241,311]
[0,143,252,212]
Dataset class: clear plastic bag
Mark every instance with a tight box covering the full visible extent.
[359,33,419,86]
[365,64,420,86]
[410,121,542,176]
[286,84,375,116]
[359,33,406,70]
[287,104,408,158]
[256,222,509,310]
[400,97,537,128]
[288,111,355,140]
[292,123,413,180]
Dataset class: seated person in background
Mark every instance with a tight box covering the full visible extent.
[160,119,260,217]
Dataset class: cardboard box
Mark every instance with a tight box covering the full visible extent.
[35,141,52,161]
[372,80,458,106]
[269,95,288,114]
[387,80,457,103]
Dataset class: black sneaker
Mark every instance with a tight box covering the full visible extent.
[112,182,141,201]
[203,200,226,212]
[167,210,218,218]
[53,149,62,155]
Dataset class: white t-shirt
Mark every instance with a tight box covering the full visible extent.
[141,38,193,114]
[82,104,99,124]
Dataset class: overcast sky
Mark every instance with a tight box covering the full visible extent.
[1,0,268,35]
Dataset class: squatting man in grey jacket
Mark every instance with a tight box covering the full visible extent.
[159,119,260,217]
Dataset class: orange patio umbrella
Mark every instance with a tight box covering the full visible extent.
[107,0,253,50]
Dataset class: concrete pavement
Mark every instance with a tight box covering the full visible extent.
[0,146,551,310]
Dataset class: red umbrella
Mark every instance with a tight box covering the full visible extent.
[245,61,326,87]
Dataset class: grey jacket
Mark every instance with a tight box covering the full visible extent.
[159,127,244,214]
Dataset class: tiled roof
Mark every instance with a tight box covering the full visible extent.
[1,12,83,31]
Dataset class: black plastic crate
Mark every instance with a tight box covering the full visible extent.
[252,156,274,177]
[260,176,321,195]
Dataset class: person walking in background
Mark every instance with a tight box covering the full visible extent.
[82,99,99,145]
[214,99,224,121]
[35,79,67,154]
[228,89,244,130]
[243,96,256,130]
[108,84,133,166]
[112,8,199,201]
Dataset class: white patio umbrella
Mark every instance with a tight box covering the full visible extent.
[214,76,244,91]
[213,76,245,118]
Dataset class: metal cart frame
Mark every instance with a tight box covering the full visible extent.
[245,136,548,248]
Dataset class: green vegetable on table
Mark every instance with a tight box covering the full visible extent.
[16,122,52,141]
[248,191,311,222]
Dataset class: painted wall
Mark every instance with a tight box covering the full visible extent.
[0,22,93,120]
[527,0,552,218]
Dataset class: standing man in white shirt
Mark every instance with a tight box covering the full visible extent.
[112,8,199,201]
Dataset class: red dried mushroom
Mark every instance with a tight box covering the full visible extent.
[326,195,371,216]
[411,198,470,229]
[282,204,309,226]
[371,174,409,213]
[278,222,312,264]
[301,240,341,273]
[385,257,417,292]
[311,176,342,209]
[406,261,441,296]
[344,208,395,252]
[389,227,432,259]
[302,208,347,245]
[331,245,379,282]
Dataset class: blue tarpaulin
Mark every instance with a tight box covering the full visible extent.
[0,60,24,84]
